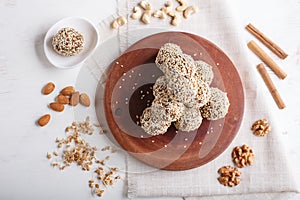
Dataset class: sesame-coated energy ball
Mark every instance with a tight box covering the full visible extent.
[140,107,171,136]
[175,106,203,132]
[155,43,196,79]
[200,87,230,120]
[195,60,214,85]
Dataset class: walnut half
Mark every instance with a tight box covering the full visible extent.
[217,166,241,187]
[232,144,254,168]
[251,119,271,136]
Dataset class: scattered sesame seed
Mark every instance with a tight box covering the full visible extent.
[119,86,122,89]
[164,145,167,148]
[184,138,188,141]
[151,140,155,143]
[116,61,119,64]
[183,145,187,148]
[120,64,124,68]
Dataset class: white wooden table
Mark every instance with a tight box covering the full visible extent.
[0,0,299,199]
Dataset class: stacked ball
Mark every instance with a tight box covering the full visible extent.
[140,43,230,135]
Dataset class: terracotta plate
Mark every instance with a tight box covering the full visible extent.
[104,32,244,171]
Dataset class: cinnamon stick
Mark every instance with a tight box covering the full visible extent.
[246,23,288,59]
[257,63,286,109]
[247,40,287,79]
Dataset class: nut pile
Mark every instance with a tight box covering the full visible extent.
[47,117,121,197]
[133,0,198,26]
[37,82,91,127]
[217,143,255,187]
[217,166,241,187]
[112,0,198,28]
[251,119,271,136]
[140,43,230,135]
[52,27,84,56]
[232,144,254,168]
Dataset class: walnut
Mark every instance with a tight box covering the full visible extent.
[217,166,241,187]
[251,119,271,136]
[232,144,254,168]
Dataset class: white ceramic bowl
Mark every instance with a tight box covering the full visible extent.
[44,17,99,69]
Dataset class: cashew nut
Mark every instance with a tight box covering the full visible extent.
[131,6,142,19]
[117,16,127,26]
[183,6,199,19]
[165,0,172,7]
[162,0,173,14]
[111,19,119,29]
[176,0,188,12]
[167,11,176,17]
[152,10,167,19]
[141,10,151,24]
[139,0,152,10]
[170,14,181,26]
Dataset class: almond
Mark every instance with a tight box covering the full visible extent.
[69,91,80,106]
[38,114,51,126]
[79,93,90,107]
[56,94,69,104]
[49,102,64,112]
[60,86,75,96]
[42,82,55,95]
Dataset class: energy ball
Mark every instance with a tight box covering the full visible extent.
[52,27,84,56]
[167,75,199,108]
[152,98,184,122]
[195,79,211,107]
[195,60,214,85]
[200,87,230,120]
[175,106,203,132]
[155,43,196,78]
[140,107,171,136]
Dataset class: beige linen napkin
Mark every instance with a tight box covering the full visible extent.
[91,0,299,199]
[113,0,299,199]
